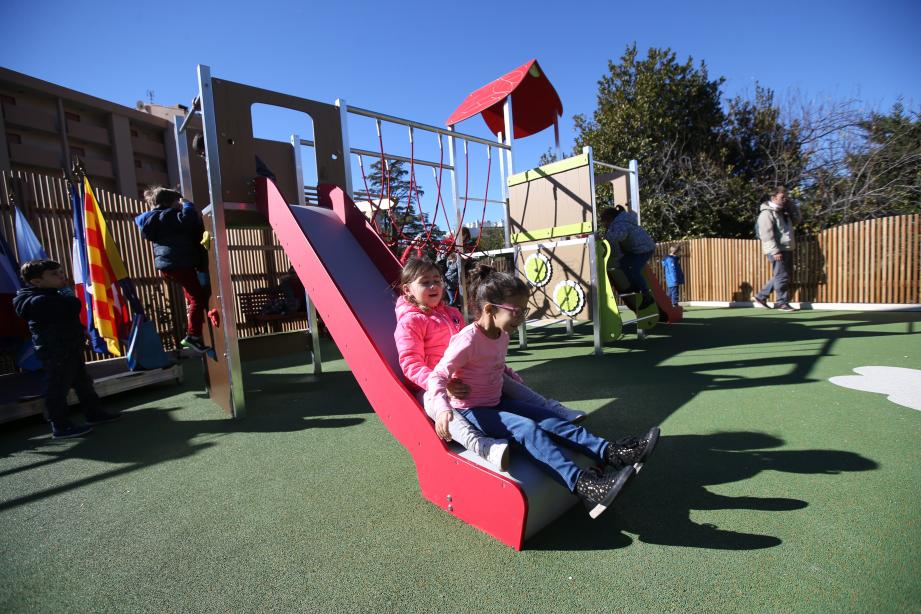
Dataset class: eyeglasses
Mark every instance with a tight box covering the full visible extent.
[490,303,529,319]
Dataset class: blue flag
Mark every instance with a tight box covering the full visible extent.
[126,314,173,370]
[13,206,48,262]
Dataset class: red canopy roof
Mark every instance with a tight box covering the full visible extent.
[445,59,562,139]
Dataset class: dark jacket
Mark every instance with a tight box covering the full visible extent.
[13,286,86,359]
[135,203,207,271]
[603,210,656,263]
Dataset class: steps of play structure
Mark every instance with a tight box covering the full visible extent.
[256,177,592,550]
[0,358,183,425]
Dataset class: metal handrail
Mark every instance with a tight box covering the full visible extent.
[345,104,509,150]
[593,160,632,173]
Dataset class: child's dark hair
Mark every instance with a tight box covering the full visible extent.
[599,205,625,226]
[143,186,182,209]
[21,259,62,282]
[399,257,442,310]
[467,263,528,316]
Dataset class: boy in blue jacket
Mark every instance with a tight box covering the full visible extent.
[663,245,685,306]
[13,260,120,438]
[135,187,210,353]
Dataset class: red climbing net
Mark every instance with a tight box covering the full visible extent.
[354,121,493,264]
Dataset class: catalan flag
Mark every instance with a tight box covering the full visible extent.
[82,176,130,356]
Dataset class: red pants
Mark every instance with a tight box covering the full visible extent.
[160,268,211,337]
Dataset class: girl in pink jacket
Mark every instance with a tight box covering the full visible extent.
[394,258,586,471]
[427,264,660,519]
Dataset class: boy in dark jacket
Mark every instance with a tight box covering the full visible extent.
[135,187,211,353]
[13,260,120,439]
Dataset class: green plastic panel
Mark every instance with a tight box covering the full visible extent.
[511,221,593,245]
[507,153,590,187]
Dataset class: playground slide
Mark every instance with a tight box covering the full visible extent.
[644,268,684,324]
[255,178,584,550]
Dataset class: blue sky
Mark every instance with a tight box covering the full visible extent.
[3,0,919,227]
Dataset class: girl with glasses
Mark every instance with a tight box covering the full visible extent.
[394,258,586,471]
[427,264,660,519]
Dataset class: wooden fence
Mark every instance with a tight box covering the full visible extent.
[3,169,918,369]
[654,214,921,304]
[1,170,307,368]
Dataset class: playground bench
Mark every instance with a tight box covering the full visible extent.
[238,287,307,325]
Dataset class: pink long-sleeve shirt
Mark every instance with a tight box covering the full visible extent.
[427,323,510,417]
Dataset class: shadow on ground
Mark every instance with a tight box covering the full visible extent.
[0,354,369,512]
[513,310,910,550]
[528,431,877,551]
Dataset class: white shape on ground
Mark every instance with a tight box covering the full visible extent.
[829,366,921,411]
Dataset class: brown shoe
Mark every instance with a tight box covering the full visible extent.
[776,303,799,312]
[752,295,768,308]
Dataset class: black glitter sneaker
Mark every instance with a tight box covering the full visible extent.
[604,426,660,473]
[575,465,635,519]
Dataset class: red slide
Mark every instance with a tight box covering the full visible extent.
[256,178,582,550]
[644,266,684,323]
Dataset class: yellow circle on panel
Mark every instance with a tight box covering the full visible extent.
[553,280,585,316]
[524,253,552,287]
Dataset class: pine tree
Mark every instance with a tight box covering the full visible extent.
[361,160,444,256]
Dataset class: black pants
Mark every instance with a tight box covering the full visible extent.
[756,251,794,306]
[42,353,100,425]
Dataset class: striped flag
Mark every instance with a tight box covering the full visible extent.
[82,176,130,356]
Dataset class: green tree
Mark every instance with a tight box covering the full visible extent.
[361,159,444,255]
[717,85,806,235]
[574,45,726,240]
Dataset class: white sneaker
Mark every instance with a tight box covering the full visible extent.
[548,400,587,423]
[480,438,510,471]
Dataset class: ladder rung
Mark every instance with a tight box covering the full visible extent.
[622,314,658,325]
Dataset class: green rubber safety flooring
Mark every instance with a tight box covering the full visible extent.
[1,307,919,613]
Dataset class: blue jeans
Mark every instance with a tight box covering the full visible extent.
[667,285,679,306]
[619,250,654,293]
[459,397,608,491]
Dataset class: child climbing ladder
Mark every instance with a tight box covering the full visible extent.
[135,186,214,356]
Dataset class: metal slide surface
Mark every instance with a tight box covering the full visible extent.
[256,178,581,549]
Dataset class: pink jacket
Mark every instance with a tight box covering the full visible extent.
[428,323,509,417]
[393,296,464,391]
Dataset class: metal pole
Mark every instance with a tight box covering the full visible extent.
[335,99,354,198]
[588,233,602,355]
[502,97,515,174]
[446,128,468,323]
[290,134,306,207]
[290,133,321,373]
[197,64,246,418]
[585,146,604,355]
[174,116,193,197]
[553,116,561,161]
[514,244,527,349]
[497,131,510,249]
[629,159,641,227]
[305,294,322,375]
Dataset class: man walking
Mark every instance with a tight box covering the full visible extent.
[753,187,800,312]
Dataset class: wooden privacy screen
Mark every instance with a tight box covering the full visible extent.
[0,170,308,368]
[654,214,920,304]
